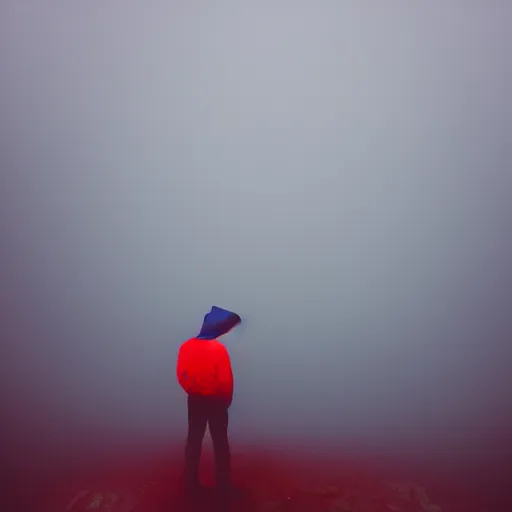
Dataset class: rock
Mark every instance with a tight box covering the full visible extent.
[385,482,442,512]
[66,491,136,512]
[66,491,103,511]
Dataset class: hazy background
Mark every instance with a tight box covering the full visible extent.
[1,0,511,484]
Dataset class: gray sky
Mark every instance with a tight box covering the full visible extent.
[1,1,511,476]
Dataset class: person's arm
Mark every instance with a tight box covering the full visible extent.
[215,344,234,408]
[176,345,191,393]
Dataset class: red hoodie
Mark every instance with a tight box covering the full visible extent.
[176,337,234,405]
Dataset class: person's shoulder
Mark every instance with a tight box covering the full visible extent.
[179,338,198,350]
[210,340,229,354]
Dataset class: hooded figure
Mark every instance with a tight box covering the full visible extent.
[176,306,241,495]
[197,306,242,341]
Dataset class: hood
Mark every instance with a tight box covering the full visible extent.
[197,306,241,340]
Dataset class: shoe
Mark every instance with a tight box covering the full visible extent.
[184,479,207,495]
[218,485,249,501]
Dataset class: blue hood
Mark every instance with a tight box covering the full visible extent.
[197,306,241,340]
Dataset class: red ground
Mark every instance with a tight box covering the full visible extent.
[7,445,509,512]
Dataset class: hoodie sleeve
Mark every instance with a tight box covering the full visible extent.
[215,343,234,406]
[176,344,188,392]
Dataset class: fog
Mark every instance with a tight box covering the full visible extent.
[1,0,511,486]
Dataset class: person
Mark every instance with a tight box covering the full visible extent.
[176,306,241,497]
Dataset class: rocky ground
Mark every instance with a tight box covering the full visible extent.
[65,480,445,512]
[9,446,505,512]
[57,449,491,512]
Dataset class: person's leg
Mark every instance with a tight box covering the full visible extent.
[184,395,208,489]
[208,401,231,492]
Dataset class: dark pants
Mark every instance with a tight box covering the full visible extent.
[185,395,231,490]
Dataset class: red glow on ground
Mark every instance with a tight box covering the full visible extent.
[6,443,510,511]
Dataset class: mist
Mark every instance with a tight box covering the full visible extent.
[1,0,511,501]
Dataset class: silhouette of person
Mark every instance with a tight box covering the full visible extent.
[177,306,241,497]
